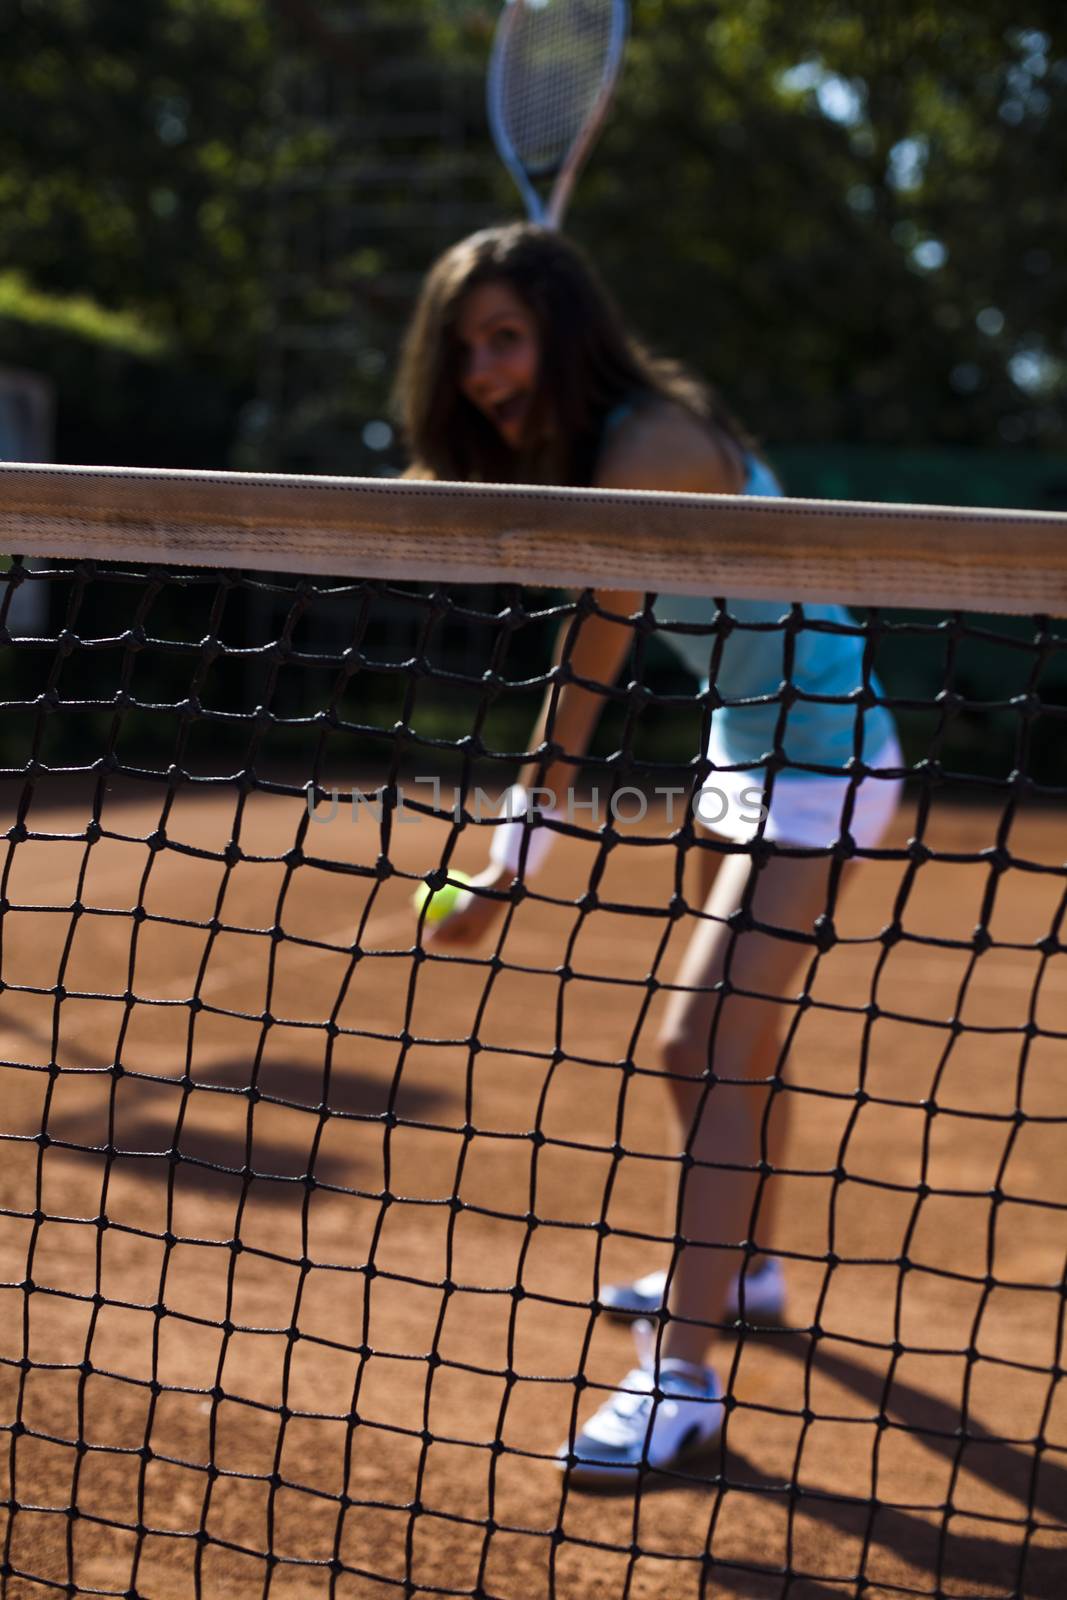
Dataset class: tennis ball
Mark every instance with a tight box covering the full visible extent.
[413,870,473,926]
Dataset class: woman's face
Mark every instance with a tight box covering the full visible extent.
[456,280,540,450]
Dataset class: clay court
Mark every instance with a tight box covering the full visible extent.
[5,0,1067,1584]
[0,773,1064,1600]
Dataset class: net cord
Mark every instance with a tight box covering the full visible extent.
[1,462,1065,617]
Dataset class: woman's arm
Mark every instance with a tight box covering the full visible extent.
[421,590,638,947]
[410,402,741,807]
[515,586,641,811]
[424,406,741,942]
[518,404,743,804]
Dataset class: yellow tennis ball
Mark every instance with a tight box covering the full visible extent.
[413,870,472,926]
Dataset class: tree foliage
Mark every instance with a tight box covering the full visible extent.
[1,0,274,461]
[1,0,274,372]
[578,0,1067,450]
[1,0,1064,468]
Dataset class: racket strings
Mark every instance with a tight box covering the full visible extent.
[499,0,618,176]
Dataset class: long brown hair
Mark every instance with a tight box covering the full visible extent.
[393,223,754,485]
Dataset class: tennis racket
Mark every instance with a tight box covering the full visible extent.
[487,0,629,230]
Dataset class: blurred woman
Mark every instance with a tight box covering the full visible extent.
[394,223,902,1484]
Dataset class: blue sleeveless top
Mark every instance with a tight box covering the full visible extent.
[601,402,895,772]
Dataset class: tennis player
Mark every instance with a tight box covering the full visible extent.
[395,223,903,1484]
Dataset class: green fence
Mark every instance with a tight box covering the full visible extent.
[769,444,1067,512]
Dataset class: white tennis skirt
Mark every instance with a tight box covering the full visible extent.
[696,727,905,849]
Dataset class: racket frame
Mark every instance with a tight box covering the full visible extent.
[487,0,629,229]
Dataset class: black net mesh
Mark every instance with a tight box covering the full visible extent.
[0,553,1065,1599]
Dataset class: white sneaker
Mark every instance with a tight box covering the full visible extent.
[599,1257,785,1326]
[557,1322,723,1486]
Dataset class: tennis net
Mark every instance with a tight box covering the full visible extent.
[0,464,1064,1600]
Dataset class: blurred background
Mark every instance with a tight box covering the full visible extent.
[2,0,1065,496]
[1,0,1065,782]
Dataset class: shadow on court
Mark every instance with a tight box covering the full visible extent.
[2,786,1065,1599]
[19,1047,451,1205]
[572,1328,1064,1597]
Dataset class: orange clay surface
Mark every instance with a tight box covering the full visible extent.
[0,777,1064,1599]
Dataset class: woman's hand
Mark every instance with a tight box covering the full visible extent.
[421,863,513,948]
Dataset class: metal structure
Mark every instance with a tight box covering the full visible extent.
[250,1,499,480]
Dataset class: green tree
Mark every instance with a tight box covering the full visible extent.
[0,0,275,461]
[1,1,1064,469]
[575,0,1066,452]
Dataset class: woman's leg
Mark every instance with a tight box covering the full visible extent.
[733,1017,789,1275]
[657,849,833,1367]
